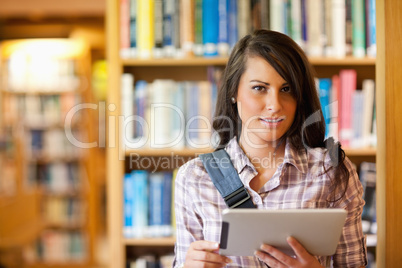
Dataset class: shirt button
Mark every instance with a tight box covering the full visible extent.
[254,198,260,203]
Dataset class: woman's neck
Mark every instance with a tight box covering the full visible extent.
[239,135,286,171]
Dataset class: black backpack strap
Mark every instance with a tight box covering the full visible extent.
[199,149,255,208]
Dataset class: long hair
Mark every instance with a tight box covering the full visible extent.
[213,29,349,202]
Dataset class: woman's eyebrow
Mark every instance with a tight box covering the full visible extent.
[250,79,288,86]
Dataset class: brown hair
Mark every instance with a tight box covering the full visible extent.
[213,29,349,202]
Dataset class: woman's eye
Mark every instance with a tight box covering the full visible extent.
[281,86,291,93]
[252,85,265,92]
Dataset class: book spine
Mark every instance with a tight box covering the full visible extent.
[270,0,283,32]
[154,0,164,57]
[129,0,138,58]
[237,0,251,38]
[161,171,173,236]
[228,0,238,52]
[121,73,135,145]
[331,0,346,58]
[251,0,261,32]
[179,0,195,57]
[339,69,357,147]
[148,172,164,237]
[218,0,230,56]
[123,174,134,237]
[132,170,149,238]
[318,78,332,138]
[290,0,303,48]
[366,0,376,57]
[260,0,270,30]
[352,0,366,57]
[137,0,155,58]
[193,0,204,56]
[323,0,333,56]
[345,0,353,55]
[120,0,131,58]
[202,0,219,57]
[163,0,176,57]
[306,0,323,56]
[134,80,148,141]
[362,79,375,147]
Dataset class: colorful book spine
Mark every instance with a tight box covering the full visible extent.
[129,0,137,57]
[362,79,375,146]
[123,173,134,237]
[218,0,230,56]
[202,0,219,57]
[154,0,164,57]
[193,0,204,56]
[163,0,176,57]
[331,0,346,58]
[161,171,173,236]
[149,172,164,237]
[137,0,154,58]
[180,0,195,57]
[339,69,357,147]
[120,0,131,58]
[134,80,148,143]
[318,78,332,138]
[237,0,251,39]
[352,0,366,57]
[227,0,237,52]
[132,170,149,238]
[366,0,376,57]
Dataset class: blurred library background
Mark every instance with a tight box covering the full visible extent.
[2,0,401,268]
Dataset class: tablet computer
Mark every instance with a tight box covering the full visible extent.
[220,208,347,257]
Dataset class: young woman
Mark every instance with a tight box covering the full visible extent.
[173,30,367,268]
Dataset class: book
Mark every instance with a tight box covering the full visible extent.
[179,0,195,57]
[123,173,134,237]
[366,0,376,57]
[351,89,364,147]
[148,172,164,237]
[359,162,376,234]
[161,171,173,236]
[163,0,177,57]
[306,0,324,56]
[120,0,131,58]
[131,170,149,238]
[237,0,251,39]
[218,0,230,56]
[318,78,332,138]
[137,0,154,58]
[361,79,375,147]
[228,0,238,51]
[154,0,164,57]
[290,0,303,48]
[331,0,346,57]
[121,73,135,147]
[270,0,284,33]
[129,0,138,57]
[193,0,204,56]
[202,0,219,57]
[352,0,366,57]
[338,69,357,147]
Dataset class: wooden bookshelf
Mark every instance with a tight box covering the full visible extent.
[106,0,381,267]
[0,39,100,267]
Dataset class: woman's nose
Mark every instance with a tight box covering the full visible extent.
[265,92,282,112]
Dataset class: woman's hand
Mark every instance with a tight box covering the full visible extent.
[184,240,232,268]
[254,237,323,268]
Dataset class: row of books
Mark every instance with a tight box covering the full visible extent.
[27,162,83,194]
[25,230,87,263]
[120,0,376,59]
[5,53,80,92]
[43,196,86,225]
[123,170,176,238]
[317,71,376,148]
[359,161,376,236]
[121,72,221,149]
[28,129,84,160]
[1,93,82,128]
[128,254,174,268]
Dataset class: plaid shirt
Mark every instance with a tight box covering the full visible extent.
[173,137,367,267]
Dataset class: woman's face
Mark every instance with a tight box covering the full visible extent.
[237,56,297,147]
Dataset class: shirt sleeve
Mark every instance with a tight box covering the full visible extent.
[173,161,205,267]
[332,157,368,267]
